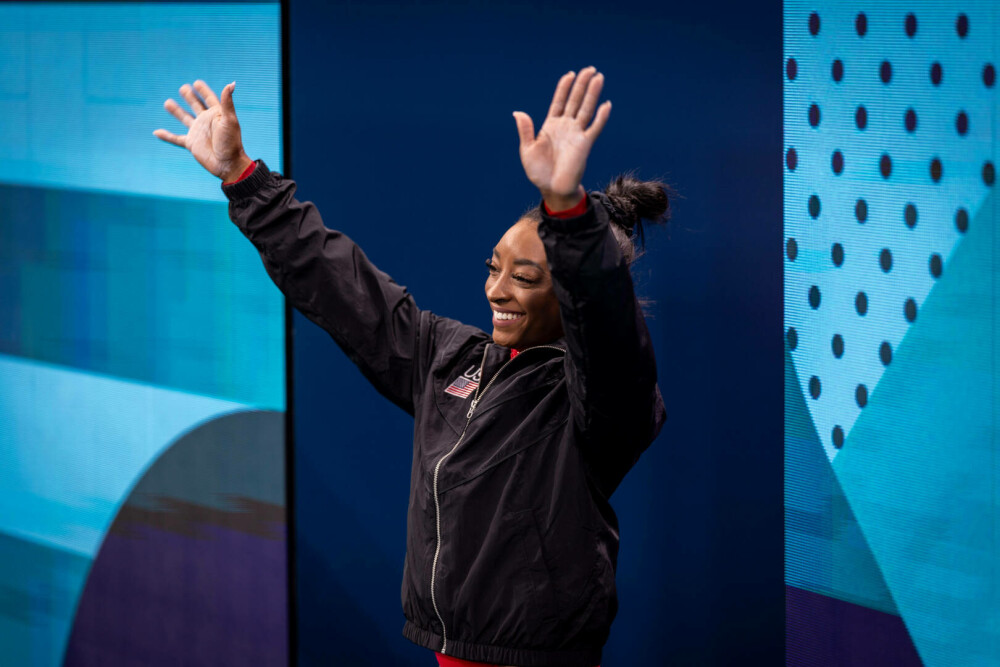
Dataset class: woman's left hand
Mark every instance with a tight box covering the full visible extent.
[513,66,611,212]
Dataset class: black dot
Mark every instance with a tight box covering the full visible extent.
[904,203,917,228]
[880,154,892,179]
[957,13,969,38]
[809,103,821,127]
[984,162,995,186]
[787,327,798,350]
[809,12,820,35]
[855,105,868,130]
[905,108,917,133]
[930,62,943,85]
[832,334,844,358]
[787,58,798,81]
[856,291,868,316]
[880,61,892,84]
[856,384,868,408]
[787,237,798,261]
[956,207,969,233]
[832,426,845,448]
[832,150,844,174]
[879,341,893,366]
[856,12,867,36]
[831,243,844,267]
[808,194,821,218]
[880,248,893,272]
[855,198,868,223]
[809,285,821,309]
[929,253,943,278]
[957,111,969,136]
[832,59,844,82]
[905,13,917,37]
[985,64,996,88]
[809,376,821,399]
[786,147,798,171]
[904,298,917,322]
[930,158,943,182]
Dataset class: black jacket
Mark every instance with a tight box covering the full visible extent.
[223,161,665,667]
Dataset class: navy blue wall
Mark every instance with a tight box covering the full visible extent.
[286,1,782,664]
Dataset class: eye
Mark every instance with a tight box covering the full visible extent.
[485,259,498,273]
[514,274,536,284]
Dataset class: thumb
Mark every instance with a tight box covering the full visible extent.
[512,111,535,148]
[221,81,237,116]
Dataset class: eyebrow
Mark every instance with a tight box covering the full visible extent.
[492,248,545,271]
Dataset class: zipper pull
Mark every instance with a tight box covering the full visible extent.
[467,398,478,419]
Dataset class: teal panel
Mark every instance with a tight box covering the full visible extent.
[0,531,90,667]
[834,193,999,666]
[0,184,285,410]
[0,2,282,203]
[786,347,899,615]
[0,353,249,557]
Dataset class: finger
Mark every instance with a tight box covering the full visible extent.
[193,79,221,108]
[179,83,206,114]
[220,82,237,116]
[564,66,596,118]
[512,111,535,148]
[583,100,612,142]
[575,72,604,124]
[164,98,194,128]
[547,71,575,118]
[152,128,187,148]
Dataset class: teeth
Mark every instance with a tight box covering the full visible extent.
[494,311,524,321]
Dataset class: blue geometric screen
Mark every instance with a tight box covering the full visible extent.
[785,3,998,664]
[0,4,286,665]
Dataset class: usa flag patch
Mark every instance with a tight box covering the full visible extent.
[444,364,481,399]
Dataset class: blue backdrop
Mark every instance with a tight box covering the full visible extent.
[284,1,782,664]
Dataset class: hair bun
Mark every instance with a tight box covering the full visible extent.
[604,174,671,229]
[600,174,672,261]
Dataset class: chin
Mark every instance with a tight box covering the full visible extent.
[491,329,518,349]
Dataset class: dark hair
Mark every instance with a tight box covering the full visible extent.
[523,173,672,266]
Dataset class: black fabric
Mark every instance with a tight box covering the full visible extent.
[223,161,666,667]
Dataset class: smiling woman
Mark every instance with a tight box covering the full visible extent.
[154,67,671,667]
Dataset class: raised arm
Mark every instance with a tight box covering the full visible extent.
[514,68,665,491]
[153,80,471,413]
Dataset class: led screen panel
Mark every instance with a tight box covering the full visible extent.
[0,3,287,665]
[785,3,998,664]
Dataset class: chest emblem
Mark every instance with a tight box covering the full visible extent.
[444,364,481,399]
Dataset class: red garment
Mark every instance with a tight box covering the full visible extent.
[436,653,599,667]
[222,159,257,185]
[543,192,589,218]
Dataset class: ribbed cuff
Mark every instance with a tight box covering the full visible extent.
[221,159,273,201]
[538,192,604,233]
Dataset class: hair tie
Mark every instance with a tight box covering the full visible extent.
[593,191,647,249]
[591,192,628,229]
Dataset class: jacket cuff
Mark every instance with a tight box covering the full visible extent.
[221,159,273,201]
[538,191,606,233]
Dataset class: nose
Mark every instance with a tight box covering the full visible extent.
[486,271,511,304]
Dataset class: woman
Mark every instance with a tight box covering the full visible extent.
[154,67,668,667]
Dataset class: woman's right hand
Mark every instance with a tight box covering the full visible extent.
[153,80,253,182]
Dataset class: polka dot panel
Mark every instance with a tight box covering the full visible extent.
[785,2,997,462]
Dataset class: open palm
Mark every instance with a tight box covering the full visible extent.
[153,80,251,182]
[514,67,611,208]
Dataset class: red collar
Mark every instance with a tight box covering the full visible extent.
[510,348,519,359]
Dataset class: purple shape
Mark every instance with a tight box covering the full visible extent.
[64,511,287,666]
[786,586,922,666]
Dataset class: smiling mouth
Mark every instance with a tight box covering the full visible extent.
[493,311,525,323]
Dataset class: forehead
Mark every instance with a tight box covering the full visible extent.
[495,220,546,262]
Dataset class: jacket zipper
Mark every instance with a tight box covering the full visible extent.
[429,343,564,654]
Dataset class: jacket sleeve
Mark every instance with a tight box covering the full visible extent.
[222,159,457,415]
[536,194,666,494]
